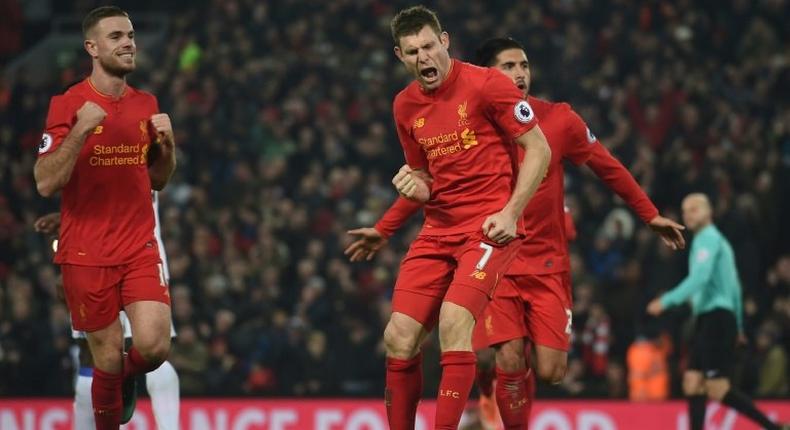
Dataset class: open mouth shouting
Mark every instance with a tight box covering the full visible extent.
[419,66,439,84]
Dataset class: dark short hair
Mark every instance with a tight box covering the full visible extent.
[474,37,526,67]
[82,6,129,37]
[391,5,442,48]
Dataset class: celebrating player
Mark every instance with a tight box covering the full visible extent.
[382,7,551,429]
[34,192,180,429]
[347,37,684,429]
[647,194,788,430]
[33,6,176,429]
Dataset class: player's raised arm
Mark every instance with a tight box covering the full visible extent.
[34,100,106,197]
[391,98,432,203]
[392,164,432,202]
[563,108,686,250]
[147,113,177,190]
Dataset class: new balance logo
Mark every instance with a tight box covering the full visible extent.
[470,269,487,280]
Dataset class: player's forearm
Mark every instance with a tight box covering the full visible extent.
[586,144,658,223]
[375,197,422,238]
[34,123,92,197]
[148,142,176,191]
[502,127,551,219]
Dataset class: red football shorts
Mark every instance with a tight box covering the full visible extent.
[391,231,521,330]
[473,272,573,351]
[61,258,170,332]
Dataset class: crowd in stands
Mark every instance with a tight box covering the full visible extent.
[1,0,788,399]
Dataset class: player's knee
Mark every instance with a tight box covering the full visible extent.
[384,319,421,358]
[91,346,123,372]
[437,315,474,350]
[536,359,566,384]
[495,340,526,373]
[136,336,171,366]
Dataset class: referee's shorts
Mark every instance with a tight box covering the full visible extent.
[689,308,737,379]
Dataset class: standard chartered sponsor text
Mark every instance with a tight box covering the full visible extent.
[90,143,148,167]
[418,131,458,148]
[419,128,478,160]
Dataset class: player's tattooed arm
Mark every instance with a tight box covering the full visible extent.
[392,164,432,202]
[483,126,551,243]
[34,101,105,197]
[148,113,176,190]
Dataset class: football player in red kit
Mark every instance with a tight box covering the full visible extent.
[33,6,176,429]
[383,7,551,430]
[347,37,684,429]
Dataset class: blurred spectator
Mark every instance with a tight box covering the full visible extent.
[754,321,788,398]
[627,332,670,401]
[581,303,611,377]
[168,324,208,395]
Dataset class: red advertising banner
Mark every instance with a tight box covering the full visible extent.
[0,398,787,429]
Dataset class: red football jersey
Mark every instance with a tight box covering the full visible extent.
[512,95,660,274]
[509,96,596,274]
[39,79,160,266]
[393,60,538,236]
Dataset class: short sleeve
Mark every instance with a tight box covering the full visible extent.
[564,107,599,165]
[393,99,428,170]
[481,68,538,140]
[38,95,77,157]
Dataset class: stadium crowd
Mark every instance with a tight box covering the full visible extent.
[1,0,788,399]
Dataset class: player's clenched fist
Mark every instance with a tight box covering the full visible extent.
[392,164,431,202]
[150,113,174,147]
[482,210,518,244]
[76,101,106,130]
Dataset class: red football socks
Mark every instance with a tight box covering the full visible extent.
[435,351,477,429]
[524,367,536,424]
[385,353,423,430]
[92,367,122,430]
[495,367,529,429]
[123,347,159,379]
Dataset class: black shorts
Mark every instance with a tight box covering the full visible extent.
[689,308,737,379]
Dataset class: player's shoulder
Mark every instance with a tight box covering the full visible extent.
[460,62,508,97]
[49,82,88,114]
[528,96,572,114]
[460,60,489,78]
[473,62,507,85]
[393,82,421,115]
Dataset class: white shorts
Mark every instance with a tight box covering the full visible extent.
[71,310,176,339]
